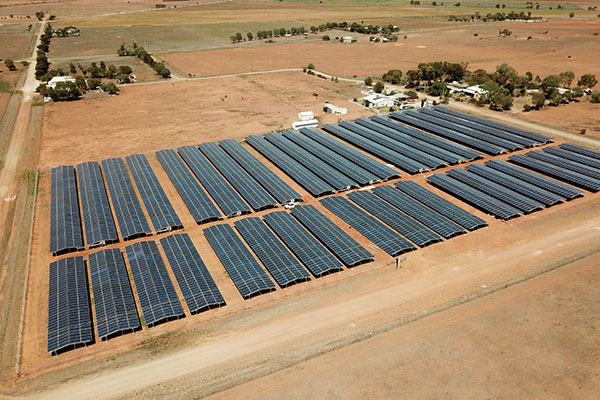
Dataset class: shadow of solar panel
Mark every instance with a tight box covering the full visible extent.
[126,154,182,233]
[427,173,522,220]
[339,120,447,169]
[101,158,151,240]
[77,161,118,248]
[485,160,583,200]
[50,165,84,255]
[198,142,277,211]
[245,135,335,197]
[321,123,428,174]
[125,241,185,326]
[372,186,467,239]
[394,181,487,231]
[204,224,276,299]
[370,115,482,161]
[291,205,374,267]
[160,233,226,313]
[263,211,344,276]
[320,196,416,256]
[48,256,93,354]
[156,149,222,224]
[219,139,302,204]
[558,143,600,161]
[526,150,600,180]
[89,248,140,340]
[234,218,311,287]
[543,147,600,170]
[299,127,399,181]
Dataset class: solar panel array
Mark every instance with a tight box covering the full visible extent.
[291,205,374,267]
[160,233,226,313]
[101,158,151,240]
[544,147,600,169]
[526,150,600,181]
[204,224,276,298]
[198,142,277,211]
[50,165,84,255]
[263,211,344,276]
[559,143,600,160]
[235,217,311,287]
[126,154,182,233]
[77,161,118,247]
[219,139,302,204]
[178,146,252,217]
[89,248,140,340]
[320,196,416,256]
[48,256,93,354]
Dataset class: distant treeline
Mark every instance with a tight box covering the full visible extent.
[448,11,542,22]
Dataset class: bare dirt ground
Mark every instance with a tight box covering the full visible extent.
[0,24,34,60]
[207,254,600,400]
[519,100,600,140]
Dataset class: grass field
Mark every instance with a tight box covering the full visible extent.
[0,23,35,60]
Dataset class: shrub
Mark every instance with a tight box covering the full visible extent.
[591,92,600,103]
[523,104,532,112]
[373,81,385,93]
[364,76,373,86]
[322,35,330,41]
[580,128,586,135]
[101,82,119,94]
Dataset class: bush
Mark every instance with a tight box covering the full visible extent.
[373,81,385,93]
[523,104,532,112]
[101,82,119,95]
[87,78,101,90]
[364,76,373,86]
[307,63,315,70]
[591,92,600,103]
[322,35,330,41]
[580,128,586,135]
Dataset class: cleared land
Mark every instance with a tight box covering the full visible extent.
[0,23,34,60]
[520,100,600,140]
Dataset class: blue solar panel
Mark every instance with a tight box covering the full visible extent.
[245,135,335,197]
[198,142,277,211]
[234,217,311,287]
[89,248,140,340]
[160,233,226,313]
[204,224,276,299]
[47,256,93,354]
[320,196,416,256]
[347,190,442,247]
[558,143,600,161]
[525,150,600,181]
[543,147,600,170]
[291,204,374,267]
[101,158,151,240]
[263,211,344,276]
[125,241,185,325]
[50,165,84,255]
[156,149,222,224]
[219,139,302,204]
[125,154,182,232]
[394,181,487,231]
[178,146,252,217]
[77,162,118,247]
[299,127,400,181]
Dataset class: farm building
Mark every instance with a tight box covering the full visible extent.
[47,76,77,89]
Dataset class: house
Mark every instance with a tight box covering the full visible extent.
[362,94,395,108]
[292,119,319,130]
[324,103,347,115]
[46,76,76,89]
[342,36,353,43]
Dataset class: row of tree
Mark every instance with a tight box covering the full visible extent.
[448,10,540,22]
[117,42,171,78]
[35,24,54,80]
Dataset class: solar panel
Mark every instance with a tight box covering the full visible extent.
[234,217,311,287]
[265,132,358,190]
[370,115,482,160]
[321,123,429,174]
[219,139,302,204]
[282,130,380,185]
[47,256,93,354]
[291,204,374,267]
[389,112,505,155]
[346,190,441,247]
[299,127,400,180]
[203,224,276,298]
[101,158,152,240]
[77,162,118,248]
[263,211,344,276]
[320,196,416,256]
[420,108,537,147]
[485,159,584,200]
[465,164,564,206]
[433,106,551,144]
[125,241,185,325]
[125,154,182,233]
[372,185,467,239]
[160,233,226,313]
[155,149,222,224]
[508,154,600,192]
[245,135,335,197]
[50,165,84,255]
[446,168,544,213]
[543,147,600,169]
[89,248,140,340]
[525,150,600,180]
[198,142,278,211]
[178,146,251,217]
[339,120,447,169]
[558,143,600,161]
[427,173,522,220]
[354,117,465,164]
[394,181,487,231]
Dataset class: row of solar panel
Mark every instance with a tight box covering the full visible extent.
[48,233,224,354]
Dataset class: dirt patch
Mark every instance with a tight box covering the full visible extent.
[0,23,34,60]
[519,100,600,140]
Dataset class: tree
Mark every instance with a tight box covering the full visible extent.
[116,74,130,84]
[591,92,600,103]
[577,74,597,88]
[571,87,584,98]
[75,75,87,92]
[541,75,561,97]
[35,11,44,20]
[364,76,373,86]
[373,81,385,93]
[428,81,447,96]
[118,65,133,75]
[4,59,16,71]
[159,68,171,78]
[235,32,243,42]
[87,78,101,90]
[322,35,330,41]
[101,82,119,94]
[247,32,253,40]
[106,65,118,78]
[307,63,315,70]
[559,71,574,87]
[46,81,82,101]
[569,12,574,18]
[69,62,77,74]
[382,69,403,84]
[532,92,545,109]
